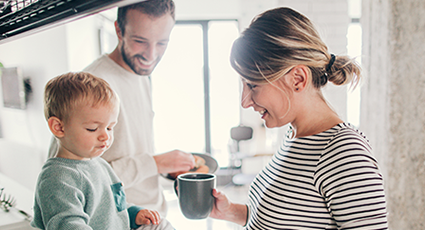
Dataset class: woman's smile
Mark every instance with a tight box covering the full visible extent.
[258,109,267,118]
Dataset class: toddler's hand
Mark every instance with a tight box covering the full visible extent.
[136,209,160,225]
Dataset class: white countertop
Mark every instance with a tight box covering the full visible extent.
[0,172,35,230]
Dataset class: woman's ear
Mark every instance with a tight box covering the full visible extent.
[48,117,65,138]
[290,65,309,92]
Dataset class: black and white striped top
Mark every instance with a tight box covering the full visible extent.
[246,123,388,229]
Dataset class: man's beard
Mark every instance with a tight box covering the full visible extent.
[120,42,156,76]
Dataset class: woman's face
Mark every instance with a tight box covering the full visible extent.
[241,78,292,128]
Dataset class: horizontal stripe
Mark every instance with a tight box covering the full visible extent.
[245,123,388,230]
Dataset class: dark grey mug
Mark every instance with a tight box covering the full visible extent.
[174,173,216,219]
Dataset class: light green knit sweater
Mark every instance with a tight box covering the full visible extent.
[31,157,142,229]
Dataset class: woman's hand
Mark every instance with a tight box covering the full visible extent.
[210,189,248,226]
[136,209,160,225]
[209,188,231,219]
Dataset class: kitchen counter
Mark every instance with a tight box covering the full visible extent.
[0,172,35,230]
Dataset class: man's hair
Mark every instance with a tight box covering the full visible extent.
[117,0,175,35]
[44,72,119,122]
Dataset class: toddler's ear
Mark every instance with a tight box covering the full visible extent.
[48,117,65,138]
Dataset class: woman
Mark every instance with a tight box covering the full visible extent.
[209,7,388,229]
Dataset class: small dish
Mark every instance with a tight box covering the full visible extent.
[162,153,218,180]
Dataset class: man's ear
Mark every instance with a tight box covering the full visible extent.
[48,117,65,138]
[114,21,123,41]
[290,65,309,92]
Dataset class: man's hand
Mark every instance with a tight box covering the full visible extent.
[153,150,195,174]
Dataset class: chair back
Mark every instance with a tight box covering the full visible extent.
[230,126,253,141]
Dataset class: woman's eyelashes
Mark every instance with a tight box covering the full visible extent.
[247,83,257,90]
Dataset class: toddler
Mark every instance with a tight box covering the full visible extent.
[31,72,160,229]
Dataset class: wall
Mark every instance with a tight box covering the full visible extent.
[0,26,69,190]
[0,13,107,190]
[361,0,425,228]
[175,0,242,20]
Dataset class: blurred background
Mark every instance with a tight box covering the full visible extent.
[0,0,424,229]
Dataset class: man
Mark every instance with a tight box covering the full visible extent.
[50,0,195,218]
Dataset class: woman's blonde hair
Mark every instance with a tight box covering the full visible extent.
[44,72,119,122]
[230,7,361,89]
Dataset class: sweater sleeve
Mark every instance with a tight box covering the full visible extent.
[32,168,93,230]
[314,128,388,229]
[243,204,250,227]
[127,205,144,229]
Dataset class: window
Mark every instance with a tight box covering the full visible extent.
[347,0,362,127]
[151,20,240,167]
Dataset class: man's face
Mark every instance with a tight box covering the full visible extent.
[118,9,175,76]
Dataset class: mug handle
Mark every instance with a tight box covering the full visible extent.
[173,179,178,196]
